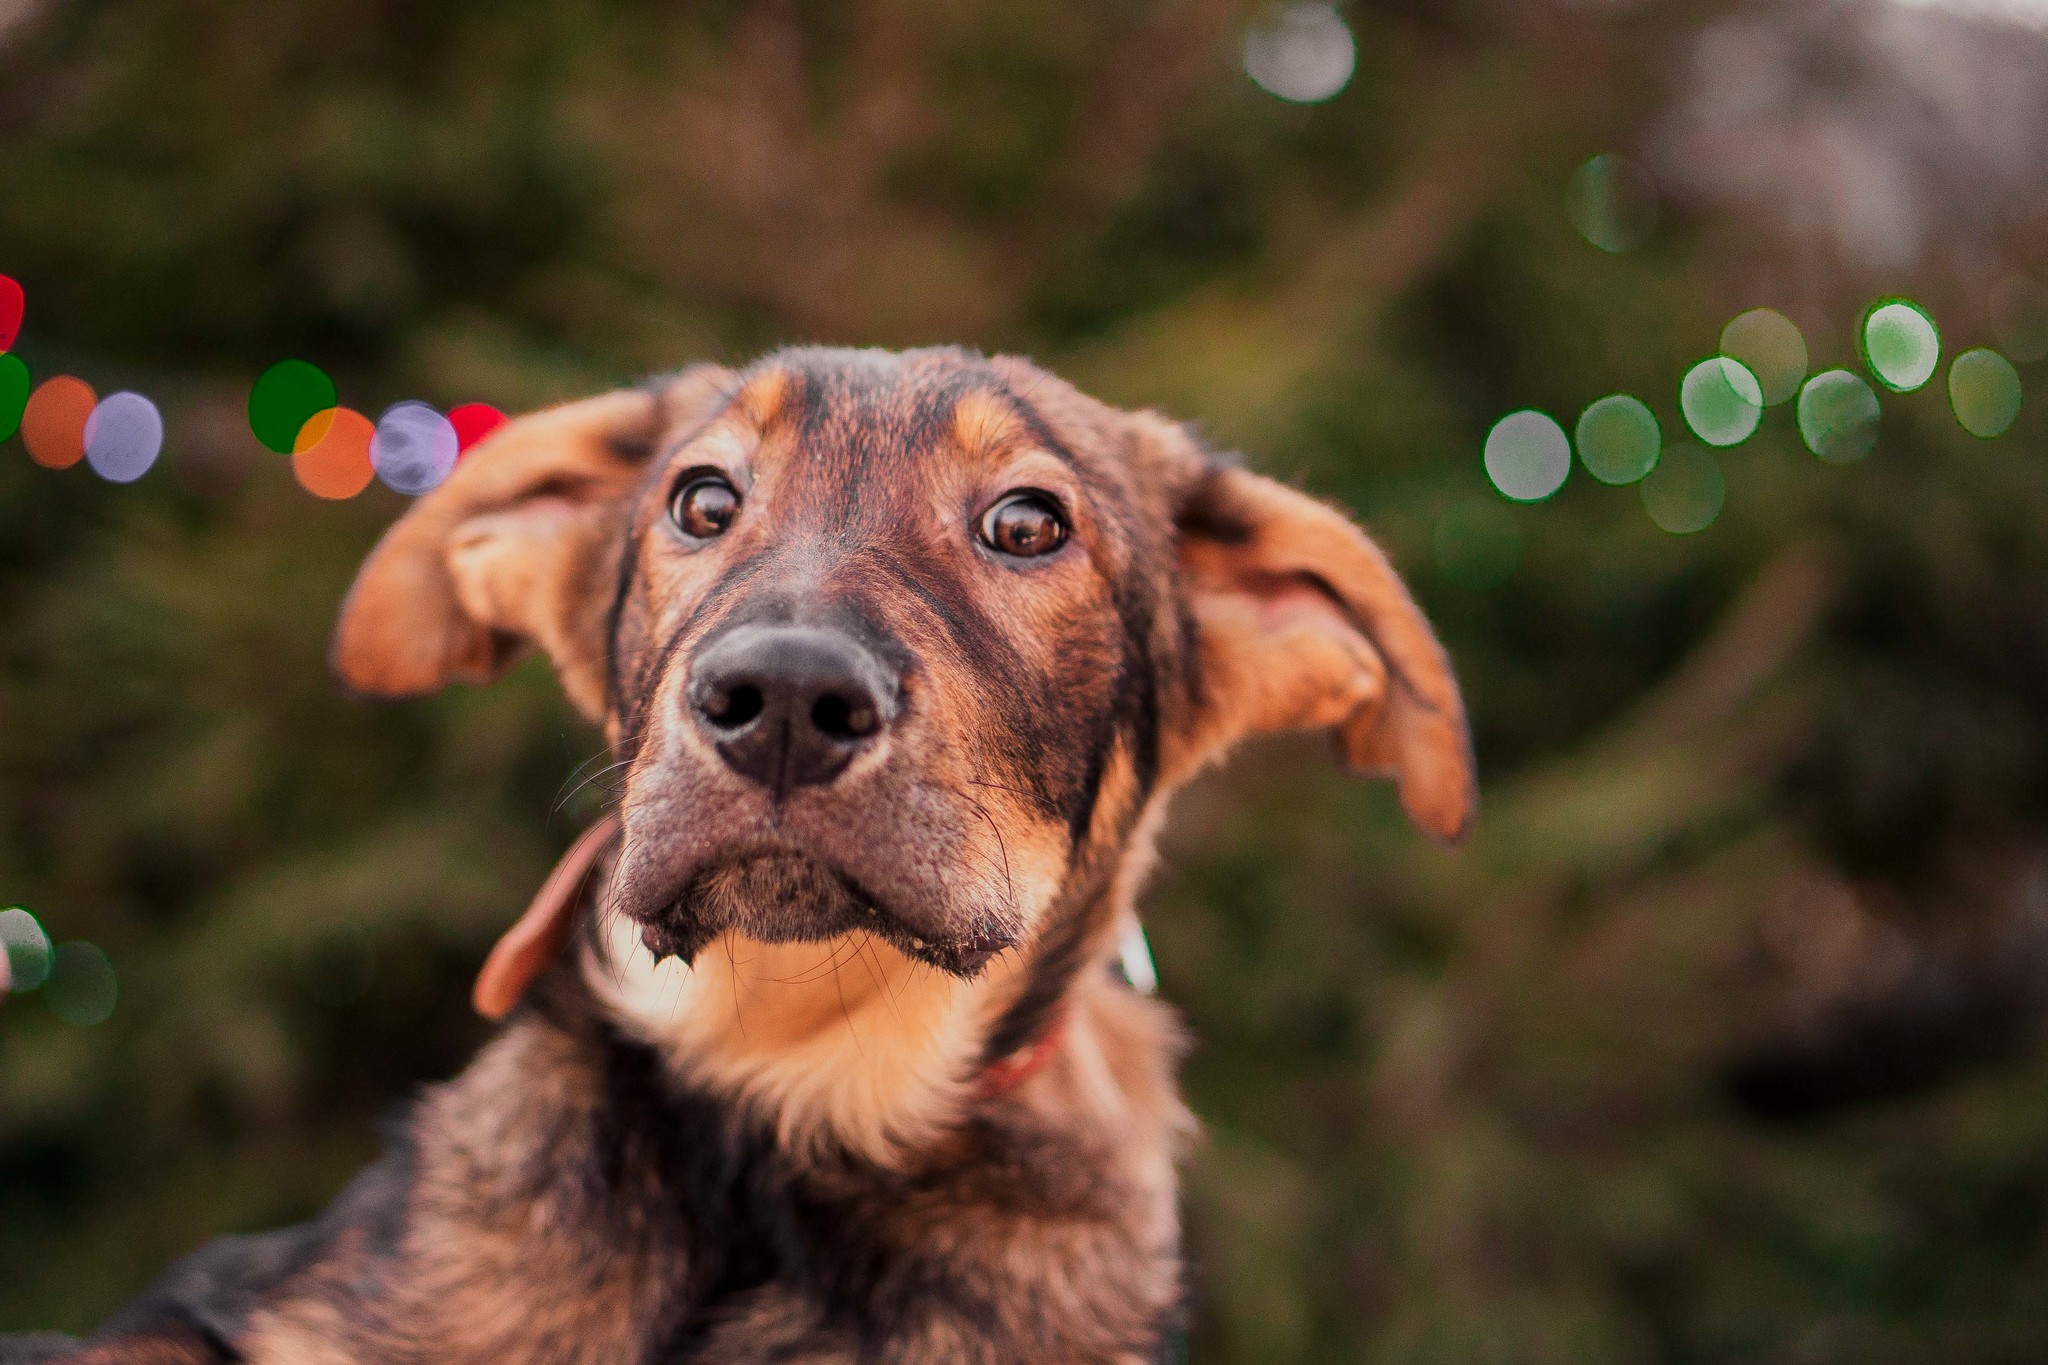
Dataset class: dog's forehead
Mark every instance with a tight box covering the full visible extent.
[668,347,1135,495]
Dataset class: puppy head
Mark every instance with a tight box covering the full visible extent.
[332,348,1474,981]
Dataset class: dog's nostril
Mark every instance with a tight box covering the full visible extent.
[810,693,876,742]
[706,683,765,729]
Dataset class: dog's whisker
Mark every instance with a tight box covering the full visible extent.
[852,932,904,1026]
[865,933,911,1010]
[553,757,634,815]
[604,905,632,995]
[963,793,1016,915]
[723,933,748,1042]
[831,949,864,1058]
[550,748,615,807]
[764,937,866,986]
[966,778,1034,798]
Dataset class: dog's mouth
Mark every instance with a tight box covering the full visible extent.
[621,847,1012,978]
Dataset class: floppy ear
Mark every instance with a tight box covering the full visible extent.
[330,367,734,721]
[1167,453,1477,844]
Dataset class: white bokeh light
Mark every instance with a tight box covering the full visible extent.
[1890,0,2048,26]
[1244,3,1357,104]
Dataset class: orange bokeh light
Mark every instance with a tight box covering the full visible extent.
[22,376,97,469]
[292,407,374,499]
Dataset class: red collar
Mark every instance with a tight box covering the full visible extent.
[972,1009,1069,1101]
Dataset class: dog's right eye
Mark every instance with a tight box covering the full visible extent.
[671,474,740,540]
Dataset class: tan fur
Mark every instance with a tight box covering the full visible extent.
[586,918,1014,1166]
[947,388,1029,457]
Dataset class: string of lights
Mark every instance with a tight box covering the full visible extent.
[0,274,506,500]
[1443,152,2034,592]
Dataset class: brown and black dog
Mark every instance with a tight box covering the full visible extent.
[4,346,1473,1364]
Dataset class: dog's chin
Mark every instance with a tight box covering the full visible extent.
[631,850,1012,978]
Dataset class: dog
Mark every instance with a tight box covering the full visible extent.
[2,346,1474,1363]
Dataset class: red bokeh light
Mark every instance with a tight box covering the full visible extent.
[448,402,507,456]
[0,275,22,352]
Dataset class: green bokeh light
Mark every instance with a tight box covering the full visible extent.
[1566,154,1658,253]
[248,360,338,455]
[1948,349,2021,438]
[1433,500,1522,590]
[1680,357,1762,447]
[1639,444,1724,535]
[1720,308,1808,406]
[1862,300,1940,393]
[1484,410,1571,502]
[1797,370,1881,464]
[0,906,52,992]
[1575,394,1660,485]
[45,941,118,1026]
[0,352,28,441]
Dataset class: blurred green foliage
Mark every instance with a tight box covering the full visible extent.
[4,2,2048,1360]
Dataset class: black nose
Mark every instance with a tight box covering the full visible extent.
[687,625,897,797]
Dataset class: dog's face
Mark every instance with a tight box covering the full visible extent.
[331,347,1475,982]
[599,351,1178,975]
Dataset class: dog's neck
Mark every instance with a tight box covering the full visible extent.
[583,912,1042,1164]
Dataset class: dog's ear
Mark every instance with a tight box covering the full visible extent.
[1157,429,1476,844]
[331,367,734,721]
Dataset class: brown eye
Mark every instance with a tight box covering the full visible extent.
[671,474,739,540]
[979,491,1068,559]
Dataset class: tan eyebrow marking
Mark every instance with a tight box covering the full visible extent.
[951,389,1029,458]
[735,367,793,430]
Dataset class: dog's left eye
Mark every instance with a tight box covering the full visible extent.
[978,492,1068,559]
[671,474,740,540]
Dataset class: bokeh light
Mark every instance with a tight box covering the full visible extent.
[1988,275,2048,364]
[1948,348,2022,438]
[1639,443,1725,535]
[292,407,375,500]
[249,359,338,455]
[1797,370,1881,464]
[83,391,163,483]
[295,407,337,447]
[1862,300,1940,393]
[1484,410,1572,502]
[21,375,96,469]
[1575,394,1660,485]
[1433,500,1522,590]
[1243,2,1356,104]
[0,352,27,440]
[1679,357,1762,446]
[0,273,21,352]
[371,400,459,495]
[1567,154,1659,254]
[448,401,507,455]
[45,941,117,1026]
[0,906,53,993]
[1719,308,1808,406]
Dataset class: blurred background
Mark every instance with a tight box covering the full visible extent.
[5,0,2048,1358]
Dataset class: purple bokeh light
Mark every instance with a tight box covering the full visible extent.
[82,391,164,483]
[371,401,459,496]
